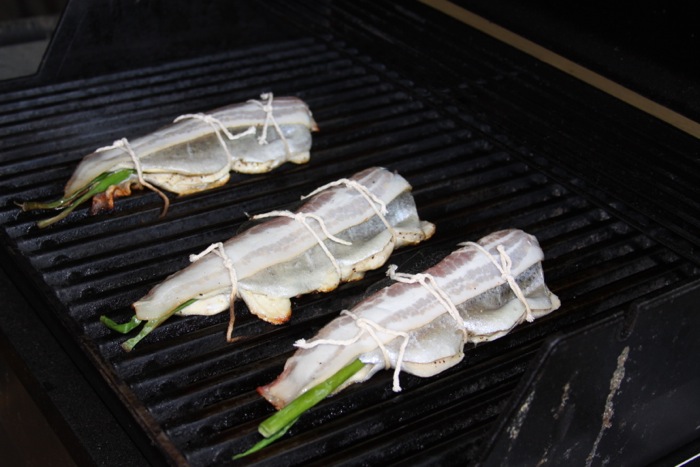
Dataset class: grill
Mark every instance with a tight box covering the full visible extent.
[1,1,699,466]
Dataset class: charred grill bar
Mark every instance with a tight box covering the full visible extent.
[1,1,699,465]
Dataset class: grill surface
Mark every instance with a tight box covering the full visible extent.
[1,1,699,465]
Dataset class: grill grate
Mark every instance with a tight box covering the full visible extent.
[1,6,699,466]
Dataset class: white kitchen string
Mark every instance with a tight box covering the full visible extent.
[173,112,256,161]
[96,138,170,217]
[460,242,534,322]
[302,178,397,242]
[386,265,468,336]
[295,310,410,392]
[189,242,240,341]
[251,210,351,280]
[248,92,292,155]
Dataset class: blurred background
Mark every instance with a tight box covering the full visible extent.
[0,0,66,80]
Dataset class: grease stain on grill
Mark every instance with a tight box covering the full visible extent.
[585,346,630,467]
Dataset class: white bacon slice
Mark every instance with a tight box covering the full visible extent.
[258,229,560,409]
[132,167,436,329]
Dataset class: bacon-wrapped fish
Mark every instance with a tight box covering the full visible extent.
[102,167,436,351]
[259,229,560,409]
[234,230,559,458]
[19,93,317,227]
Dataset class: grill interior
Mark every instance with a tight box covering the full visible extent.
[1,1,699,465]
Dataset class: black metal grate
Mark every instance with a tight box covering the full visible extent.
[1,4,699,466]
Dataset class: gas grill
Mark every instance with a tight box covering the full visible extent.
[1,1,699,465]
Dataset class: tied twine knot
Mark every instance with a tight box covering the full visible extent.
[302,178,397,242]
[295,310,409,392]
[189,242,239,342]
[248,92,292,155]
[386,265,467,338]
[96,138,170,217]
[460,242,534,322]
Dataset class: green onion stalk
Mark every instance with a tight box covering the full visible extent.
[100,298,197,352]
[234,358,366,459]
[19,169,135,228]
